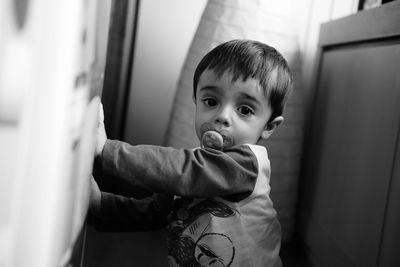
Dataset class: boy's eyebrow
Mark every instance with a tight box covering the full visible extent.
[199,85,220,92]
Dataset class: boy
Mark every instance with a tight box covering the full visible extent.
[91,39,292,267]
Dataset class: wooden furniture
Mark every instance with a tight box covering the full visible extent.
[298,2,400,266]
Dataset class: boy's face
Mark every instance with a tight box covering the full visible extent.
[194,70,282,147]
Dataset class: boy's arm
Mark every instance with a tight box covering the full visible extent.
[90,176,172,231]
[89,176,101,216]
[97,140,259,201]
[97,192,172,231]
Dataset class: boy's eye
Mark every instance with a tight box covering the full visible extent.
[238,106,254,116]
[203,98,218,107]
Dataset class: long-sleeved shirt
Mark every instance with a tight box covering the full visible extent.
[95,140,282,267]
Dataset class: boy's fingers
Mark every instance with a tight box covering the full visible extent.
[95,102,107,156]
[98,102,104,122]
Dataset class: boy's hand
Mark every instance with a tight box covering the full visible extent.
[95,103,107,157]
[89,175,101,216]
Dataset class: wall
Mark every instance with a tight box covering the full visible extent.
[123,0,207,145]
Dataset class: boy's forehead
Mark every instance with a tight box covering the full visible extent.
[197,69,268,102]
[198,69,224,82]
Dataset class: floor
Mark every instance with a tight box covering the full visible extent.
[280,241,314,267]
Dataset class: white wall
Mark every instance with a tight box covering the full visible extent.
[124,0,207,145]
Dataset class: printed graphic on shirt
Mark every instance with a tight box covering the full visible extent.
[167,198,237,267]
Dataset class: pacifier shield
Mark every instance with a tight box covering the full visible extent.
[201,130,223,150]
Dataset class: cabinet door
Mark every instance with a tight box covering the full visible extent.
[301,43,400,267]
[379,129,400,267]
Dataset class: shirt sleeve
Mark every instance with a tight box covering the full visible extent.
[97,140,259,201]
[96,192,173,231]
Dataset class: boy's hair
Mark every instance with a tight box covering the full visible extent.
[193,39,293,123]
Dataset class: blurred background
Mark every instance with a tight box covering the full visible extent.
[1,0,399,266]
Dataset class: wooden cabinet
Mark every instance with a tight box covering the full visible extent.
[298,2,400,266]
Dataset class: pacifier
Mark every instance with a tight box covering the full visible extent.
[201,130,224,150]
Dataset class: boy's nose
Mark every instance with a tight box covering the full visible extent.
[215,107,232,127]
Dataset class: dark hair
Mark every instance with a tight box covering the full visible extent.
[193,39,293,123]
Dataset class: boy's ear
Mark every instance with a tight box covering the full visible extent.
[261,116,284,140]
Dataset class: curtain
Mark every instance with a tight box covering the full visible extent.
[164,0,304,242]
